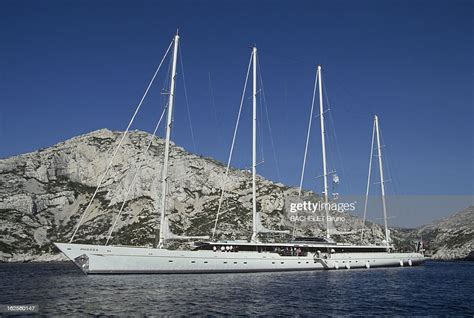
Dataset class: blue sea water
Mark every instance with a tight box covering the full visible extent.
[0,261,473,316]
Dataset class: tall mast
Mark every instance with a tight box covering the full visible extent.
[155,32,179,248]
[318,66,330,239]
[374,115,390,246]
[251,46,258,242]
[360,118,376,242]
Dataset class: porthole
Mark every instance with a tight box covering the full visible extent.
[191,261,196,264]
[204,261,208,264]
[168,260,173,263]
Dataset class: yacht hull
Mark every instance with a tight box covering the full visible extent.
[315,252,425,269]
[55,243,425,274]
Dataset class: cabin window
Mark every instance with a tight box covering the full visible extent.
[204,261,208,264]
[168,260,173,263]
[191,261,196,263]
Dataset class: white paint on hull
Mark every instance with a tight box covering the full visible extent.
[55,243,426,274]
[318,252,425,270]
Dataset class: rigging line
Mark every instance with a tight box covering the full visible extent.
[160,47,173,137]
[257,82,265,164]
[69,39,174,243]
[73,49,173,193]
[293,68,318,237]
[257,57,281,181]
[298,69,318,195]
[361,119,376,242]
[259,51,316,68]
[325,114,336,179]
[208,72,224,151]
[161,48,173,103]
[179,46,197,154]
[322,76,353,196]
[211,53,253,240]
[193,204,238,232]
[321,80,336,176]
[324,72,376,118]
[105,105,168,245]
[379,128,401,196]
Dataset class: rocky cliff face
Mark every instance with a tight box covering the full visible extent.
[0,129,471,262]
[414,206,473,260]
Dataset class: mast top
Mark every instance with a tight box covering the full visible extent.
[176,28,179,36]
[317,65,322,70]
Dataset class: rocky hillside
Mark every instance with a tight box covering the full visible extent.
[0,129,471,262]
[412,206,473,260]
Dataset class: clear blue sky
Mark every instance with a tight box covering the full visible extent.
[1,1,472,208]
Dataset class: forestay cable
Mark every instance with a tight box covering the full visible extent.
[105,105,168,245]
[69,40,174,243]
[298,70,318,195]
[361,119,376,242]
[208,73,224,151]
[179,46,197,154]
[257,59,281,181]
[293,69,319,237]
[323,76,351,196]
[211,53,253,240]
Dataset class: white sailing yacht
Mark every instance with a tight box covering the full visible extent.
[55,33,425,274]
